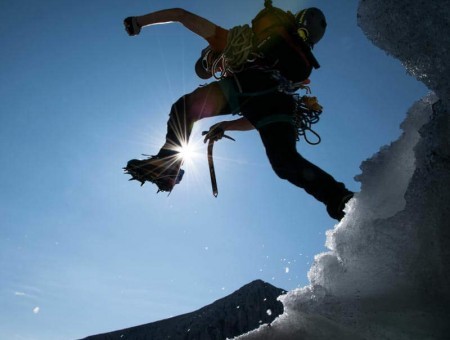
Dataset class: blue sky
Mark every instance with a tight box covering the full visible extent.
[0,0,427,339]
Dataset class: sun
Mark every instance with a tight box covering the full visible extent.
[174,140,203,166]
[177,142,196,162]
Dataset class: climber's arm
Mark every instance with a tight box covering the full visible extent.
[203,118,255,143]
[135,8,217,40]
[218,117,255,132]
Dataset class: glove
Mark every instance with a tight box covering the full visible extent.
[124,17,141,36]
[203,124,225,143]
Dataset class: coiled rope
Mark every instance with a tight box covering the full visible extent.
[210,25,257,79]
[293,95,323,145]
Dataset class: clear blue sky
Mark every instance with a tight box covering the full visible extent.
[0,0,427,339]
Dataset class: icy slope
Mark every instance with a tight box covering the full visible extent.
[235,0,449,339]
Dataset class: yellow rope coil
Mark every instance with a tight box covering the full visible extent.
[210,25,256,78]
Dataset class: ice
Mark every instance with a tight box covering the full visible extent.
[356,0,449,103]
[234,0,449,338]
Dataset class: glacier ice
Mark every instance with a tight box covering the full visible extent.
[235,0,449,338]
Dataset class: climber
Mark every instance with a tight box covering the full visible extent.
[123,2,353,220]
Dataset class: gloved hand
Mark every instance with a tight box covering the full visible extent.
[203,123,225,143]
[124,17,141,36]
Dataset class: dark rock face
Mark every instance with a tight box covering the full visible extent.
[82,280,285,340]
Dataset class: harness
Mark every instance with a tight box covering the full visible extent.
[254,92,323,145]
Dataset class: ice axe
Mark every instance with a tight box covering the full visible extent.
[201,130,235,197]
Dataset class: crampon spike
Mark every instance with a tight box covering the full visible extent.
[124,156,183,192]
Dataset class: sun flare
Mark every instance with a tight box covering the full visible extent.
[175,141,203,166]
[177,143,196,161]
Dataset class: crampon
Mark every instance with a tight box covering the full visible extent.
[123,156,184,193]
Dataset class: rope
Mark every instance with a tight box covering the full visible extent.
[210,25,257,79]
[293,95,323,145]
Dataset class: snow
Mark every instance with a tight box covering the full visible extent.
[234,0,450,339]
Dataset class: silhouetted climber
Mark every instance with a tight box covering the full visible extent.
[123,2,353,220]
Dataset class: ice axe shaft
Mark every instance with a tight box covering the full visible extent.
[207,139,218,197]
[201,131,235,197]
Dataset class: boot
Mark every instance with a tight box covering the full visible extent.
[124,154,183,192]
[326,191,354,221]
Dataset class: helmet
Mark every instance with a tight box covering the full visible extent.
[295,7,327,47]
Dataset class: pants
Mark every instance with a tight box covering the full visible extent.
[160,70,350,209]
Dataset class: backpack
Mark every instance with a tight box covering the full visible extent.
[251,4,320,83]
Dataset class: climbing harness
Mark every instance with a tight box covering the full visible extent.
[253,93,323,145]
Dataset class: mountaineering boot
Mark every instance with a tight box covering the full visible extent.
[124,17,141,36]
[326,191,354,221]
[124,154,184,193]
